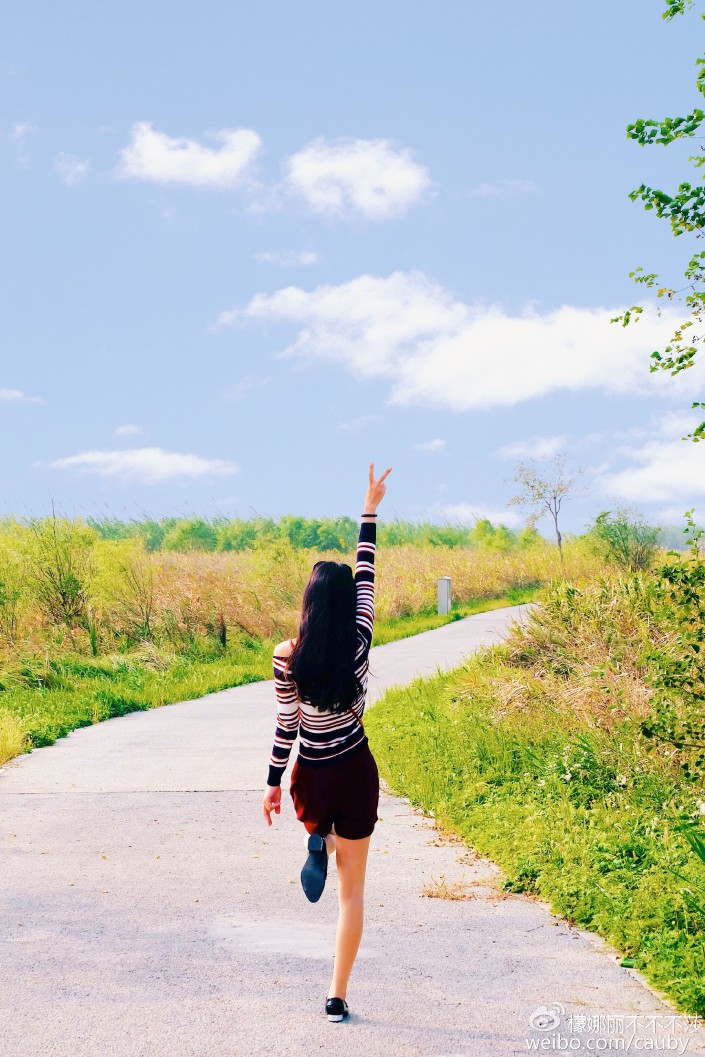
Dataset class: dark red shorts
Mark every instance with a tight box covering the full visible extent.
[289,741,380,840]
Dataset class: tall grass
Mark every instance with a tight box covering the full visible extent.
[365,573,705,1015]
[0,709,29,766]
[0,515,607,652]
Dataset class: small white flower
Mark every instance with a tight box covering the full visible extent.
[617,775,628,787]
[561,772,573,782]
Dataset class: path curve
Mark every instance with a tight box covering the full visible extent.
[1,604,702,1056]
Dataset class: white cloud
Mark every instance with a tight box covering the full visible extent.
[114,423,142,436]
[219,270,694,411]
[116,121,262,188]
[55,152,90,186]
[0,387,41,404]
[11,121,34,141]
[256,249,319,266]
[654,505,705,531]
[284,137,431,220]
[595,411,705,503]
[10,121,36,166]
[468,178,537,198]
[575,432,606,450]
[48,447,239,484]
[654,505,699,525]
[496,435,567,461]
[414,438,446,452]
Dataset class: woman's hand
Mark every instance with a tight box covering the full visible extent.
[263,785,281,826]
[364,462,392,511]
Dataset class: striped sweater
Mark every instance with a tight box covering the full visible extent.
[266,517,376,787]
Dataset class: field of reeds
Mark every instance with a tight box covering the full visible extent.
[0,516,607,651]
[0,514,607,769]
[365,550,705,1016]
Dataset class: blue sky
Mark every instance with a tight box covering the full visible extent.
[2,0,704,533]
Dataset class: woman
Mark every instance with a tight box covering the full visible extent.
[262,462,392,1022]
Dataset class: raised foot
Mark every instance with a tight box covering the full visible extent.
[301,833,328,902]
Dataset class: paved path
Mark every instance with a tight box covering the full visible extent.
[1,605,702,1057]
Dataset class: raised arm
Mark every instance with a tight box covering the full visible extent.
[355,516,377,657]
[356,463,392,659]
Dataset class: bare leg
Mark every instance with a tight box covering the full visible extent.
[328,833,371,1001]
[324,824,337,856]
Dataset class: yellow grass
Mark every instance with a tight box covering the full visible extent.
[452,572,670,737]
[0,708,29,765]
[0,517,609,654]
[144,535,604,639]
[420,873,477,900]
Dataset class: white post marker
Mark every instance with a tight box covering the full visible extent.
[437,576,451,615]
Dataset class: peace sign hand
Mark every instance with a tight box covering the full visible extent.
[365,463,392,511]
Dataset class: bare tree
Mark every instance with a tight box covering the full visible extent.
[507,454,586,565]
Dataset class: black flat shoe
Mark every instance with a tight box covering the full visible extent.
[325,996,349,1022]
[301,833,328,902]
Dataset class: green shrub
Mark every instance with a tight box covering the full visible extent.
[587,508,660,572]
[641,510,705,782]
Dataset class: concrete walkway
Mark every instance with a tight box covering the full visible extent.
[1,605,702,1056]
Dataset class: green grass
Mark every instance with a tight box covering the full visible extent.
[364,654,705,1017]
[0,633,277,753]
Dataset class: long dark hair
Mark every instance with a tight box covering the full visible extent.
[285,559,364,714]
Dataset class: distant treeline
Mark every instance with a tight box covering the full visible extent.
[76,515,543,553]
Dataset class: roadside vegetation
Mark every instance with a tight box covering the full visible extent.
[366,513,705,1016]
